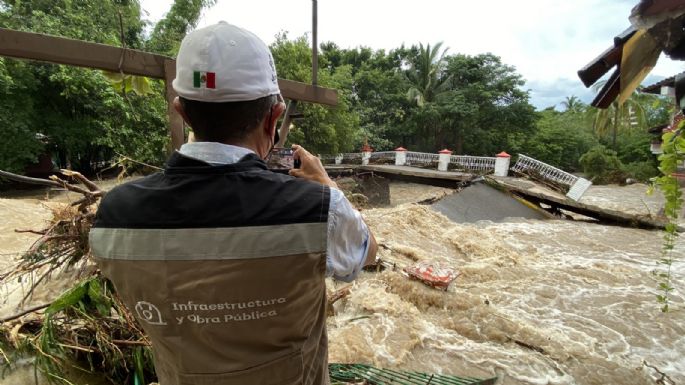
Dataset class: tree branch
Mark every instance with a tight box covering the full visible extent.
[0,303,50,323]
[0,170,64,188]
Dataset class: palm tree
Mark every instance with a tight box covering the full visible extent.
[592,84,647,150]
[405,42,452,106]
[561,95,585,113]
[403,43,454,150]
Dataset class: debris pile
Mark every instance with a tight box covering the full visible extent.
[0,170,155,384]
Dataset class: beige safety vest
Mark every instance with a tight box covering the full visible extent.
[93,232,329,385]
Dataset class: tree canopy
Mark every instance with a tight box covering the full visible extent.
[0,0,212,174]
[0,1,672,181]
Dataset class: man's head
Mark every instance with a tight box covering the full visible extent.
[172,22,285,156]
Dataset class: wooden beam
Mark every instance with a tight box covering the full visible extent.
[0,28,168,78]
[591,67,620,109]
[164,59,185,151]
[279,79,338,106]
[0,28,338,106]
[577,44,621,88]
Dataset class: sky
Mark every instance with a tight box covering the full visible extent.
[140,0,684,110]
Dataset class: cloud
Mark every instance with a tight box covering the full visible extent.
[526,78,596,110]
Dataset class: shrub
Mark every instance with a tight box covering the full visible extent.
[579,145,627,184]
[623,161,658,183]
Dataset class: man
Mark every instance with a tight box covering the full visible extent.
[89,21,376,385]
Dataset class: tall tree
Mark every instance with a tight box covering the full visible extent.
[270,34,360,154]
[560,95,585,113]
[400,42,454,151]
[320,42,410,150]
[593,96,647,150]
[146,0,216,55]
[438,53,536,154]
[0,0,215,175]
[527,108,598,171]
[405,42,451,106]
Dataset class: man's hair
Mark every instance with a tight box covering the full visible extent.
[180,95,277,143]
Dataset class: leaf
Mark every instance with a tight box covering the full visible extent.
[131,76,153,96]
[102,71,125,83]
[87,278,112,316]
[46,281,88,315]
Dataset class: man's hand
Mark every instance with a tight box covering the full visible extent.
[289,144,338,189]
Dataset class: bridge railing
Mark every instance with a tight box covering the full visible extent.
[450,155,496,173]
[320,154,337,163]
[511,154,578,186]
[321,150,496,173]
[511,154,592,200]
[321,150,591,201]
[405,151,439,166]
[342,153,362,163]
[369,151,396,161]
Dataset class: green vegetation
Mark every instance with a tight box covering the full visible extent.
[0,1,673,185]
[0,0,212,174]
[579,145,626,184]
[650,120,684,312]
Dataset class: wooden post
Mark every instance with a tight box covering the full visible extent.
[312,0,318,86]
[164,59,184,151]
[275,100,298,148]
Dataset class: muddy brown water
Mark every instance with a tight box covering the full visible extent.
[1,180,683,385]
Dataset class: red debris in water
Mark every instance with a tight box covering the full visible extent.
[403,261,459,290]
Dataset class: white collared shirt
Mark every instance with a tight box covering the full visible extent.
[179,142,370,282]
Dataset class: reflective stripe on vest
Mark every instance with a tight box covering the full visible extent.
[90,223,327,260]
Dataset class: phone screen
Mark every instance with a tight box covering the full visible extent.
[267,148,299,170]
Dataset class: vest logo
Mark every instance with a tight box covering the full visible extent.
[135,301,167,325]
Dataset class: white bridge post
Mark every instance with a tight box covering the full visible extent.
[361,144,373,166]
[494,151,511,177]
[438,149,452,171]
[395,147,407,166]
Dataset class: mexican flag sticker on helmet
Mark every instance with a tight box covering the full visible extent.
[193,71,216,89]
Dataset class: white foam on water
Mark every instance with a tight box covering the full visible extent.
[329,199,685,385]
[2,182,684,385]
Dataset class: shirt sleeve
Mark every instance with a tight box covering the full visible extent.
[326,187,371,282]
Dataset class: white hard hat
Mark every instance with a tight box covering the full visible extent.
[172,21,280,102]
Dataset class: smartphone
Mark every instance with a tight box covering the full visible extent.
[267,148,300,170]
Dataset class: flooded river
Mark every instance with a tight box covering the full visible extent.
[1,180,683,384]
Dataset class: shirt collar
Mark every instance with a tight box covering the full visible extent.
[178,142,256,165]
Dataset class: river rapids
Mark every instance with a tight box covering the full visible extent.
[1,181,683,385]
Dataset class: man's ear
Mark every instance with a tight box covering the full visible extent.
[173,97,192,127]
[264,101,286,136]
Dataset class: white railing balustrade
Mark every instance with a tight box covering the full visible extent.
[369,151,395,161]
[320,151,497,173]
[341,153,363,163]
[405,152,439,166]
[511,154,578,186]
[450,155,496,172]
[319,154,337,163]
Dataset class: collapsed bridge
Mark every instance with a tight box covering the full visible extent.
[322,149,674,231]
